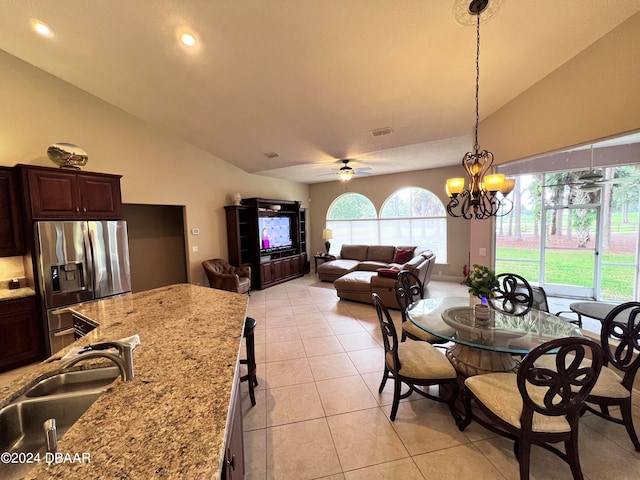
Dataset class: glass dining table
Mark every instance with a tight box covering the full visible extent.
[407,297,583,377]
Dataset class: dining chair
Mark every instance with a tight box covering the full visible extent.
[394,271,446,345]
[489,273,533,316]
[372,292,460,423]
[527,284,582,328]
[582,301,640,451]
[460,336,603,480]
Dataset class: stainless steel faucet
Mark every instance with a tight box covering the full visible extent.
[59,335,139,381]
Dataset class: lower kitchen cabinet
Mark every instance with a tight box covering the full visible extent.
[222,378,245,480]
[0,296,44,372]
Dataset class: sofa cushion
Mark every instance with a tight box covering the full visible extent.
[358,261,389,271]
[340,244,368,261]
[317,259,360,276]
[334,271,377,293]
[377,267,401,279]
[366,245,396,263]
[392,247,414,264]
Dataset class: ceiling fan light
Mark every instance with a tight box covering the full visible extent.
[338,169,353,181]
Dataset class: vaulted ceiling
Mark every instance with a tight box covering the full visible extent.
[1,1,638,183]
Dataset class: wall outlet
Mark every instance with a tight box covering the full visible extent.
[479,247,487,257]
[192,246,199,252]
[191,228,200,235]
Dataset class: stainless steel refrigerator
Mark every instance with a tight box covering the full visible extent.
[35,220,131,355]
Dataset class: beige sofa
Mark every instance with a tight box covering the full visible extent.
[317,245,436,308]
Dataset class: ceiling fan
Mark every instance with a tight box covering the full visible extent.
[320,159,372,181]
[544,146,638,191]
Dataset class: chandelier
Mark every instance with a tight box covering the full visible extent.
[446,0,515,220]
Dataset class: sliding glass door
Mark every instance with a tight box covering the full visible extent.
[495,134,640,302]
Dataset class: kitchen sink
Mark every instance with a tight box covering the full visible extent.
[0,391,102,480]
[24,366,120,398]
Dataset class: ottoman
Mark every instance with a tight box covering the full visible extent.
[334,271,377,304]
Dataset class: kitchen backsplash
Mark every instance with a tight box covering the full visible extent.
[0,257,26,286]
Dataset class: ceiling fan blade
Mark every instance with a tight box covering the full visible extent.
[578,171,604,182]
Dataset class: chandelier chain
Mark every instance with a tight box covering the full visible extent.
[474,11,480,153]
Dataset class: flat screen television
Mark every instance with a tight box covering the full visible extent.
[258,214,293,253]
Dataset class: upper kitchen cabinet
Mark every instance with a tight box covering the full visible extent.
[0,167,25,256]
[18,165,123,220]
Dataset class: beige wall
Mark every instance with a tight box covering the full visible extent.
[308,166,471,280]
[480,12,640,164]
[0,50,309,284]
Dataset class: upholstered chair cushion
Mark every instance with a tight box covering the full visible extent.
[465,373,571,433]
[536,355,629,399]
[401,321,444,343]
[386,342,456,379]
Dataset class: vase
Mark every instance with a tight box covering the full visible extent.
[469,294,482,307]
[469,294,488,307]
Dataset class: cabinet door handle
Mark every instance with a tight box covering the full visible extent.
[83,207,87,212]
[76,206,80,212]
[225,450,235,470]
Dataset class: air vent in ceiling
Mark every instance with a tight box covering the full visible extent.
[369,127,393,137]
[264,152,280,159]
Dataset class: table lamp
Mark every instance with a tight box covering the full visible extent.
[322,229,333,254]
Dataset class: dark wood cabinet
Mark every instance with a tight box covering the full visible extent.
[0,296,44,372]
[226,198,307,289]
[0,167,25,256]
[20,165,123,220]
[222,378,245,480]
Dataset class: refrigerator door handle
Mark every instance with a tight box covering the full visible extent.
[84,221,97,297]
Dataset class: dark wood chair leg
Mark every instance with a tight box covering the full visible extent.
[621,400,640,451]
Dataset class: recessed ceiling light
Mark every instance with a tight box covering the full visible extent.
[31,19,53,37]
[180,33,196,47]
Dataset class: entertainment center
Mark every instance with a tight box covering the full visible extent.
[225,197,309,289]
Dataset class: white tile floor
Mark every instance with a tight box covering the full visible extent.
[240,275,640,480]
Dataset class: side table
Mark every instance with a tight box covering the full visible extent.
[314,254,336,273]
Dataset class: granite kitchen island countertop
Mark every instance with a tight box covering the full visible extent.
[0,283,248,479]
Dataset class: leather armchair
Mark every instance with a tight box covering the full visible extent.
[202,259,251,294]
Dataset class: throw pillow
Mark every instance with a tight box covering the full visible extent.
[377,267,400,279]
[393,248,413,264]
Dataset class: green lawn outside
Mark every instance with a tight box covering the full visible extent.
[496,247,635,300]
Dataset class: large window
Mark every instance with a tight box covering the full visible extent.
[326,188,447,262]
[495,134,640,301]
[326,193,377,254]
[380,187,447,262]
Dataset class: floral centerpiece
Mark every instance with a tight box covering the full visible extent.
[463,264,499,302]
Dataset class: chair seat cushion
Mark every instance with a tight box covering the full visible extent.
[535,355,629,399]
[387,342,456,379]
[402,321,443,343]
[465,373,571,433]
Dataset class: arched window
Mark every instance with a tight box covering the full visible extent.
[326,193,377,254]
[380,187,447,262]
[325,189,447,262]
